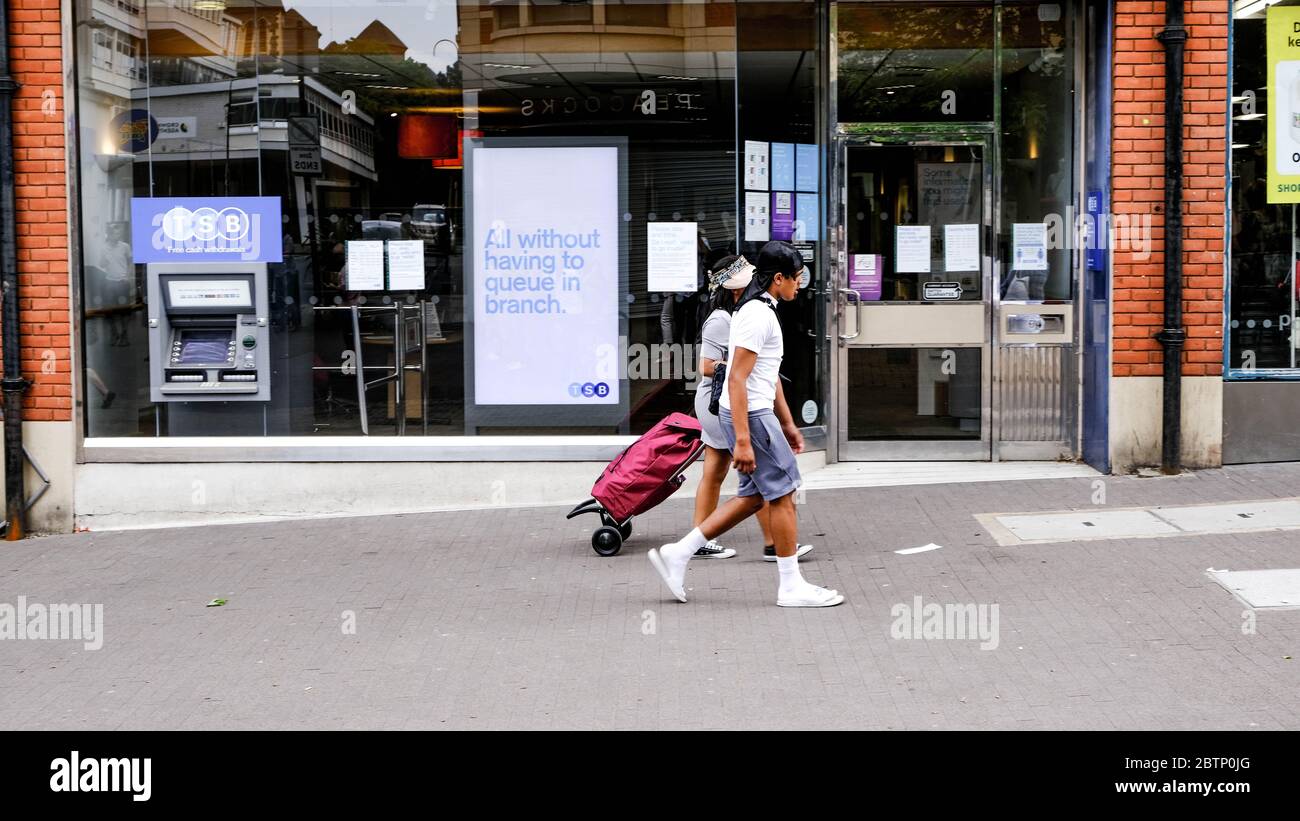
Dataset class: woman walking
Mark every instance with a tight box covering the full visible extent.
[689,255,812,562]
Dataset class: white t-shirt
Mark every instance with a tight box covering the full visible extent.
[696,309,731,392]
[720,293,782,412]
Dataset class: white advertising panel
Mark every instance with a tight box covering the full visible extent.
[472,145,620,405]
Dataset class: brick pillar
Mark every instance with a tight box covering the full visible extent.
[1109,0,1228,471]
[6,0,70,422]
[2,0,74,532]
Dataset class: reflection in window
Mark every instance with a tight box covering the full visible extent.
[1229,11,1296,371]
[607,0,671,27]
[837,2,995,122]
[72,0,807,439]
[529,0,594,26]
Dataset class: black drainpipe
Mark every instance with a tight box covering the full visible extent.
[1155,0,1187,475]
[0,0,29,538]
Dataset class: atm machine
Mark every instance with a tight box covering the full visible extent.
[147,262,271,433]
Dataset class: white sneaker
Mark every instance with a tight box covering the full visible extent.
[648,547,688,602]
[777,583,844,608]
[694,540,737,559]
[763,543,815,562]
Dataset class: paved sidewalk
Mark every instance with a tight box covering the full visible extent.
[1,463,1298,730]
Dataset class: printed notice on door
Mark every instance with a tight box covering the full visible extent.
[895,225,931,273]
[943,224,980,272]
[647,222,698,293]
[387,240,425,290]
[1012,223,1048,271]
[346,240,385,290]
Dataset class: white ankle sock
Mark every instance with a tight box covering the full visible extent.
[663,528,707,565]
[777,555,803,591]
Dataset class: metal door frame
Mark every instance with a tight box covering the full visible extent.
[831,125,996,460]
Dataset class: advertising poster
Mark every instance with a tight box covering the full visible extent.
[771,143,795,191]
[849,253,882,301]
[471,144,620,406]
[917,163,981,227]
[744,140,770,190]
[771,192,795,241]
[794,193,819,241]
[795,143,819,192]
[745,191,770,241]
[1268,5,1300,203]
[130,196,282,264]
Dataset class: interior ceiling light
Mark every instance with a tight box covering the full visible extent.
[1233,113,1266,121]
[657,75,699,81]
[483,63,533,70]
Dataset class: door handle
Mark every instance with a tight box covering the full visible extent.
[838,287,861,344]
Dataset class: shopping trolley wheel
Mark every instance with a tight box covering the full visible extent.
[592,526,623,557]
[618,519,633,541]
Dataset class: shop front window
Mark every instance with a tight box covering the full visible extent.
[74,0,823,440]
[837,2,1076,304]
[1229,2,1299,375]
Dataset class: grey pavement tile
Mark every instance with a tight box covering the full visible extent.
[1,464,1299,729]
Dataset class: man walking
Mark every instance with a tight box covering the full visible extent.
[649,241,843,608]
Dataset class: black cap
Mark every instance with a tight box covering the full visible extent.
[756,240,808,278]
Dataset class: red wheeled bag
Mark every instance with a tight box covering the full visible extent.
[566,412,706,556]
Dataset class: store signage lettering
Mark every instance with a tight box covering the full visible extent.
[1267,6,1300,202]
[520,90,703,119]
[130,197,283,264]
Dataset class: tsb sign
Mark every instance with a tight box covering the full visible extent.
[161,206,251,244]
[568,381,611,399]
[131,196,283,263]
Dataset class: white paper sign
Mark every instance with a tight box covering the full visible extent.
[1013,223,1048,271]
[895,225,931,273]
[744,191,770,242]
[346,240,385,290]
[647,222,698,293]
[744,140,769,190]
[944,224,980,272]
[387,240,425,290]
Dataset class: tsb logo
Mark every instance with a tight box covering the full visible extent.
[160,205,250,243]
[568,382,610,399]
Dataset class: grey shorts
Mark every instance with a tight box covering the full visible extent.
[694,385,729,450]
[719,407,802,502]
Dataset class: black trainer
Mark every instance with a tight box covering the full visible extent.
[762,543,814,561]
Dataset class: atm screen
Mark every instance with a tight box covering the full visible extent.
[163,277,255,313]
[176,330,232,364]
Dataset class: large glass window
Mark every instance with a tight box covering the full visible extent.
[836,1,1076,303]
[1229,2,1297,374]
[74,0,824,439]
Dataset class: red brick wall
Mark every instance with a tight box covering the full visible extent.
[1111,0,1229,378]
[3,0,71,422]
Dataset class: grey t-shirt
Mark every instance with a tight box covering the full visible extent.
[697,309,731,391]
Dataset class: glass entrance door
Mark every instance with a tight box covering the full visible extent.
[834,131,993,460]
